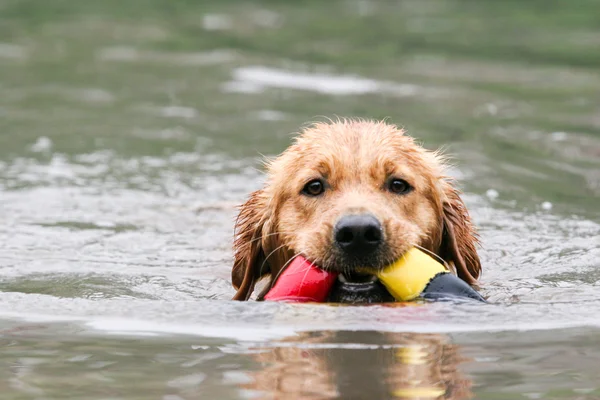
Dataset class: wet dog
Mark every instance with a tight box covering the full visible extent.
[231,119,481,302]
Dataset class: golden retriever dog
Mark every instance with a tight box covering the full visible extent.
[232,119,481,302]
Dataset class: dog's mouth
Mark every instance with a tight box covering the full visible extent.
[261,250,485,304]
[338,271,377,284]
[327,271,395,304]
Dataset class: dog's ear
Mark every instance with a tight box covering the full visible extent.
[231,189,278,300]
[438,181,481,286]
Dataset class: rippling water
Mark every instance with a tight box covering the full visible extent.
[1,1,600,399]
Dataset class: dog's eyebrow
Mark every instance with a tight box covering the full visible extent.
[382,160,399,178]
[365,158,411,181]
[297,159,331,180]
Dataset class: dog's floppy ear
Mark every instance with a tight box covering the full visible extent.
[231,189,278,300]
[438,181,481,286]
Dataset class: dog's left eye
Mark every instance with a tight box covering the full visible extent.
[388,178,412,194]
[302,179,325,196]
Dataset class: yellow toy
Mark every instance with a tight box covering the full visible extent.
[362,247,485,302]
[373,248,447,301]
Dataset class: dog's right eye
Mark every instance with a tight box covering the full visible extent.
[388,178,413,195]
[302,179,325,196]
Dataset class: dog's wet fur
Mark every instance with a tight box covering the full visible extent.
[232,119,481,302]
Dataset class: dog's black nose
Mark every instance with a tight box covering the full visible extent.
[334,214,382,255]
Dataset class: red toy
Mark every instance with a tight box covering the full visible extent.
[263,256,338,302]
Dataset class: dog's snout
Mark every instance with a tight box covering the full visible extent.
[334,214,382,255]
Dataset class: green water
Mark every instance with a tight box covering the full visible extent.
[1,1,599,399]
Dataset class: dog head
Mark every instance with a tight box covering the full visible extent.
[232,120,480,301]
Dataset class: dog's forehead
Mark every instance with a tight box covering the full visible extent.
[288,122,432,173]
[295,120,410,148]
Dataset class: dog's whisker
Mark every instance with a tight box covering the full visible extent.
[270,253,301,287]
[411,243,451,271]
[259,244,286,277]
[297,256,317,291]
[400,250,408,266]
[240,231,297,246]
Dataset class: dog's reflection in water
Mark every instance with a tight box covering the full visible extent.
[240,331,472,400]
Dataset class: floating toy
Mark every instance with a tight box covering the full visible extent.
[264,249,485,303]
[263,256,338,302]
[369,248,485,302]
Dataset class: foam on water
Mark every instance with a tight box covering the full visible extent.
[223,66,419,96]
